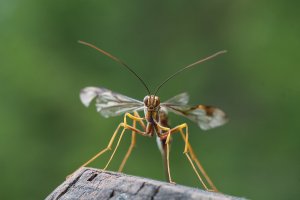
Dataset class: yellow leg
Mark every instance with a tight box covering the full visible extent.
[68,112,147,178]
[103,127,126,170]
[159,123,218,192]
[123,112,144,125]
[118,113,138,172]
[105,111,147,170]
[175,125,209,191]
[156,122,174,184]
[118,131,136,172]
[103,111,148,170]
[133,111,146,129]
[184,135,218,192]
[168,124,207,189]
[166,133,175,184]
[178,127,218,192]
[115,112,147,172]
[77,123,124,169]
[67,122,124,178]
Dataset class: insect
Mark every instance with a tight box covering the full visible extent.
[72,40,228,192]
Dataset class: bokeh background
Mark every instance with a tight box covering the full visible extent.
[1,1,299,199]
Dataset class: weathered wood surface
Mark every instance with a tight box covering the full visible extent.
[46,167,246,200]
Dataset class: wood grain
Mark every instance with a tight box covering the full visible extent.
[46,167,246,200]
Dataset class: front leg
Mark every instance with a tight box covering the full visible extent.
[118,112,146,172]
[67,122,124,179]
[68,112,148,178]
[103,112,149,170]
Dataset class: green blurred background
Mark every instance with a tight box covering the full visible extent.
[1,0,299,199]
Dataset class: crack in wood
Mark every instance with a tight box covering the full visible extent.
[87,173,98,182]
[109,190,115,199]
[151,185,161,200]
[135,182,145,195]
[56,169,87,200]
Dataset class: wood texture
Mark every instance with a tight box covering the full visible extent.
[46,167,246,200]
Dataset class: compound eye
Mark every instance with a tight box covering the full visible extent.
[154,96,160,106]
[143,96,149,105]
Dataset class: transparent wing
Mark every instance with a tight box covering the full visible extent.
[80,87,144,118]
[161,92,190,106]
[162,103,228,130]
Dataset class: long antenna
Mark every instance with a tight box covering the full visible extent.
[78,40,151,95]
[154,50,227,95]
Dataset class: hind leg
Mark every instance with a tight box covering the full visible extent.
[160,123,218,192]
[177,126,218,192]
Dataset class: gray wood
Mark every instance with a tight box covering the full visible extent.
[46,167,246,200]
